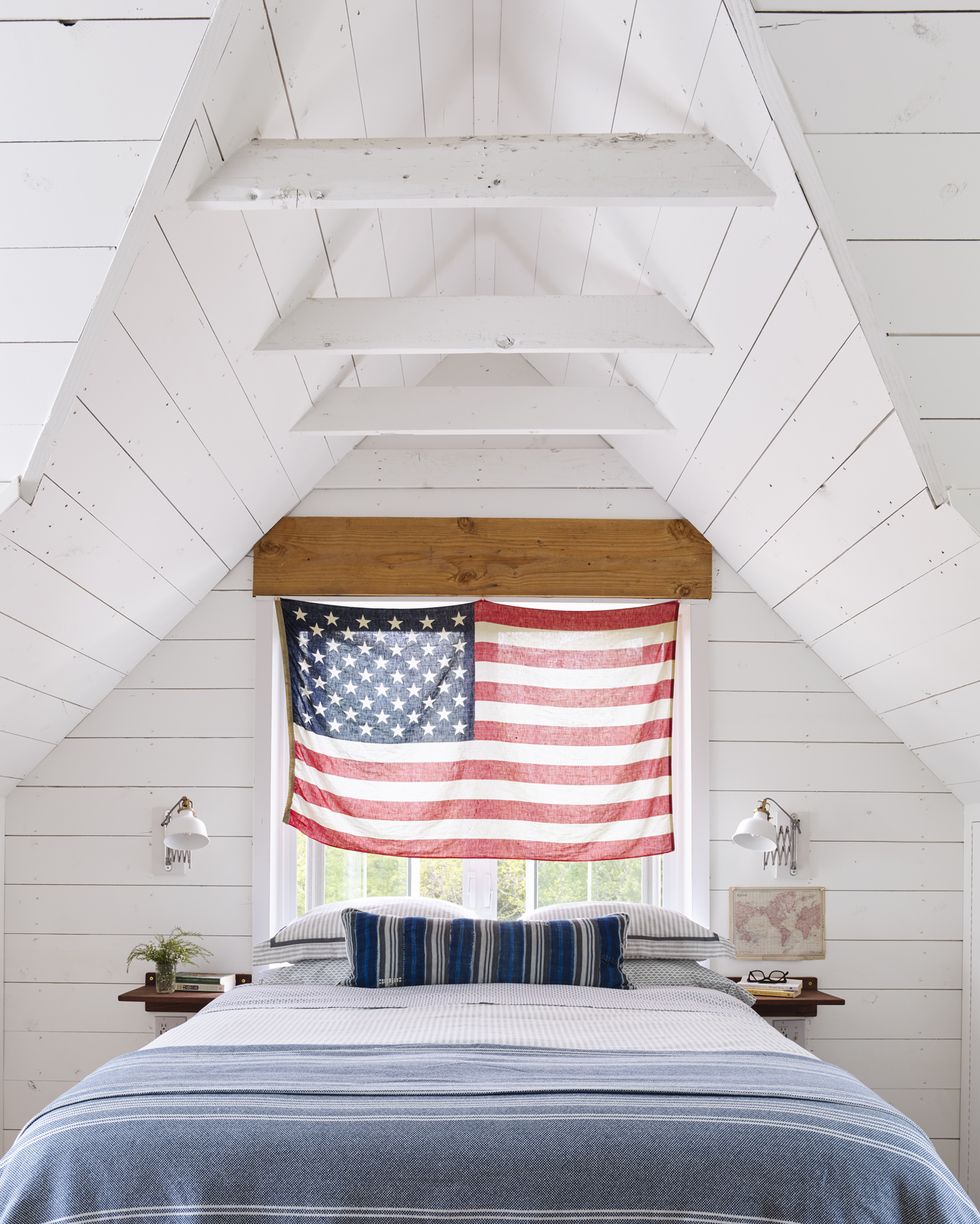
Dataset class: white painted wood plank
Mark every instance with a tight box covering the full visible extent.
[45,402,225,604]
[708,641,849,693]
[0,479,196,640]
[711,742,945,795]
[708,330,894,570]
[0,732,53,780]
[6,885,251,938]
[6,835,250,886]
[761,13,980,134]
[847,617,980,715]
[926,421,980,493]
[706,592,799,643]
[5,933,251,984]
[0,611,121,708]
[916,738,980,788]
[70,688,254,740]
[5,1079,76,1131]
[294,386,670,435]
[710,691,899,744]
[816,543,980,679]
[79,317,260,568]
[319,447,646,490]
[711,940,961,991]
[259,294,710,355]
[215,557,253,591]
[891,337,980,420]
[0,249,112,342]
[754,0,975,8]
[0,19,204,140]
[363,433,609,451]
[0,3,215,18]
[0,142,154,248]
[21,736,253,794]
[160,129,334,495]
[294,487,677,519]
[119,640,254,690]
[711,558,753,594]
[191,134,773,209]
[709,791,963,844]
[0,345,73,428]
[167,590,255,641]
[114,225,298,529]
[0,539,156,675]
[671,237,858,529]
[551,0,635,131]
[741,414,927,609]
[347,0,425,137]
[808,990,962,1042]
[711,889,961,942]
[0,427,41,480]
[265,0,362,140]
[811,134,980,240]
[850,240,980,335]
[809,1039,960,1091]
[888,683,980,752]
[623,128,816,494]
[0,678,88,746]
[5,983,155,1037]
[8,1032,152,1082]
[935,1141,959,1178]
[6,786,252,838]
[778,495,978,642]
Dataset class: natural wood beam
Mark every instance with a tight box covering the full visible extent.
[188,134,774,211]
[253,516,712,599]
[292,386,670,435]
[258,295,710,356]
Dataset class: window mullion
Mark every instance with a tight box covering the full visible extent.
[463,860,497,918]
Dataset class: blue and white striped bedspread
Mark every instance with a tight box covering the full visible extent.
[1,1038,975,1224]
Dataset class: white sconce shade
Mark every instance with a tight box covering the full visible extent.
[732,803,779,851]
[164,802,209,851]
[161,796,209,870]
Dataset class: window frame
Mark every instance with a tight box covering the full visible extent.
[253,595,709,941]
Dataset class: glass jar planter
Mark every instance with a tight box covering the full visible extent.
[155,962,177,993]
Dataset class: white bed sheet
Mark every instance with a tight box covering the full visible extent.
[150,982,810,1057]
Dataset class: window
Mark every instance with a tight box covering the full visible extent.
[253,599,707,939]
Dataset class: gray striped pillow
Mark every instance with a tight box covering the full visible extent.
[341,909,632,989]
[521,901,734,960]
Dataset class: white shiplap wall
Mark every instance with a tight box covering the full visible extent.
[2,561,253,1148]
[2,443,965,1176]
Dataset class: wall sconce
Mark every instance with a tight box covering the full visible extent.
[732,797,801,877]
[161,796,209,872]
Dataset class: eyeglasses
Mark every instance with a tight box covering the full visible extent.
[747,969,789,983]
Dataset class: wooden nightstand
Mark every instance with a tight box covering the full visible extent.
[118,972,252,1014]
[731,975,845,1019]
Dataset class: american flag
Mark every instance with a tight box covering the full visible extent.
[280,598,677,861]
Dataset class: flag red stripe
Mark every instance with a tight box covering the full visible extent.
[288,809,674,861]
[474,681,672,709]
[476,599,679,631]
[473,719,673,746]
[294,776,672,825]
[474,640,675,670]
[295,741,671,785]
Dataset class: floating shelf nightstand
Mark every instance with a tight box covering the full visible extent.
[731,975,845,1018]
[118,971,252,1014]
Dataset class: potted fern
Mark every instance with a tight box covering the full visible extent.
[126,929,210,994]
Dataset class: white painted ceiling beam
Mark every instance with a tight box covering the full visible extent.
[188,133,774,210]
[293,386,671,435]
[258,295,710,356]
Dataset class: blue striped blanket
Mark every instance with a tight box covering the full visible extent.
[0,1042,975,1223]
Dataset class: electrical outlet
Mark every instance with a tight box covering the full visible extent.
[772,1018,807,1048]
[154,1014,190,1037]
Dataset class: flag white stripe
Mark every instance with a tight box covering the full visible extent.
[475,623,677,650]
[295,758,671,805]
[291,793,673,845]
[474,700,666,728]
[295,725,669,766]
[476,661,673,689]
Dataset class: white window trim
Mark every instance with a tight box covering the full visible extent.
[253,595,710,940]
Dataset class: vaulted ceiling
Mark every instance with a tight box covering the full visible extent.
[0,0,978,803]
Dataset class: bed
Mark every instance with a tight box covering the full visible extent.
[1,980,975,1224]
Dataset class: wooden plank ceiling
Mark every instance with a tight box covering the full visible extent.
[0,0,976,805]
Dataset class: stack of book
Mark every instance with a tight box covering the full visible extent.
[173,972,238,994]
[738,976,803,1000]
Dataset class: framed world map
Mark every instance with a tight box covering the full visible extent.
[729,886,826,960]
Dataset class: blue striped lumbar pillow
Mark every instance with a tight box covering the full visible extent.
[341,909,632,989]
